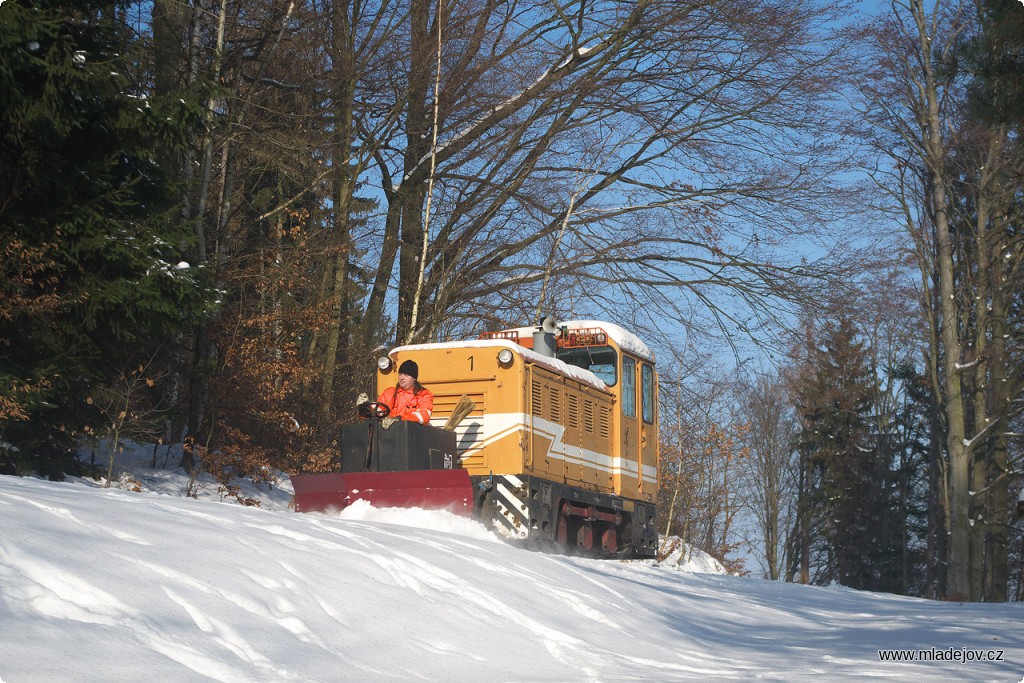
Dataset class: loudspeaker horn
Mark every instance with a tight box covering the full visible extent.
[540,315,559,334]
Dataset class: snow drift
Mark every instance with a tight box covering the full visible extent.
[1,464,1021,681]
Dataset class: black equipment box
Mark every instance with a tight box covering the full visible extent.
[339,420,458,473]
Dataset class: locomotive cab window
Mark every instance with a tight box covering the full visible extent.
[621,355,636,418]
[642,362,655,424]
[557,346,617,386]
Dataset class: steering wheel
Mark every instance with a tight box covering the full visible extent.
[359,401,391,419]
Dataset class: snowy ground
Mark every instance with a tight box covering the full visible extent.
[1,456,1022,682]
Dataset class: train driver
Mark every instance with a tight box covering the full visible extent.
[377,359,434,427]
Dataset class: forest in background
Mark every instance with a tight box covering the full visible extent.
[1,0,1021,601]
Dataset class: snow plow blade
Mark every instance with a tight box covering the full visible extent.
[291,470,474,515]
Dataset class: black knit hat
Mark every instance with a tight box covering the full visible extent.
[398,359,419,379]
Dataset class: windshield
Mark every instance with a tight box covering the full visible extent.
[556,346,617,386]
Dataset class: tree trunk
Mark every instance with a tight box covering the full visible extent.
[318,0,361,431]
[908,0,973,600]
[396,0,435,344]
[798,452,810,585]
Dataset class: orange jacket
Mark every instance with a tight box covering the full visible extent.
[377,385,434,424]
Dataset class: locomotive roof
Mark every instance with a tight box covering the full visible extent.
[492,320,655,362]
[388,339,608,392]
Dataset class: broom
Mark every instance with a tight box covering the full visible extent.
[444,394,475,431]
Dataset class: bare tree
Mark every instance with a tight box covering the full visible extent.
[141,0,876,483]
[858,0,1024,600]
[337,0,865,349]
[737,370,797,581]
[658,355,750,572]
[86,362,168,487]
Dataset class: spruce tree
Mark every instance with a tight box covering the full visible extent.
[951,0,1024,126]
[790,317,901,590]
[0,1,209,475]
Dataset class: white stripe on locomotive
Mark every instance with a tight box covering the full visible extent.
[432,413,657,485]
[492,475,529,540]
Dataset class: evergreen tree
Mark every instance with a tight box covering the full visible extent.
[950,0,1024,126]
[884,362,933,596]
[0,1,209,475]
[790,317,903,591]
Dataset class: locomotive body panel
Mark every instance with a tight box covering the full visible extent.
[379,326,658,503]
[356,321,660,556]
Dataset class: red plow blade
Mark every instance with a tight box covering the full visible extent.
[291,470,474,515]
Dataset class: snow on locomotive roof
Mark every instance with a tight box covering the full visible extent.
[389,339,607,391]
[496,320,655,362]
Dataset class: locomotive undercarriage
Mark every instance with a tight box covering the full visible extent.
[475,474,658,559]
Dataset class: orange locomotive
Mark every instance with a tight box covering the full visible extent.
[293,319,659,557]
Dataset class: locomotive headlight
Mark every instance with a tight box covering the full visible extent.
[377,356,393,372]
[497,348,514,367]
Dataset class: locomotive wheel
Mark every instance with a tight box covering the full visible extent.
[555,502,584,555]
